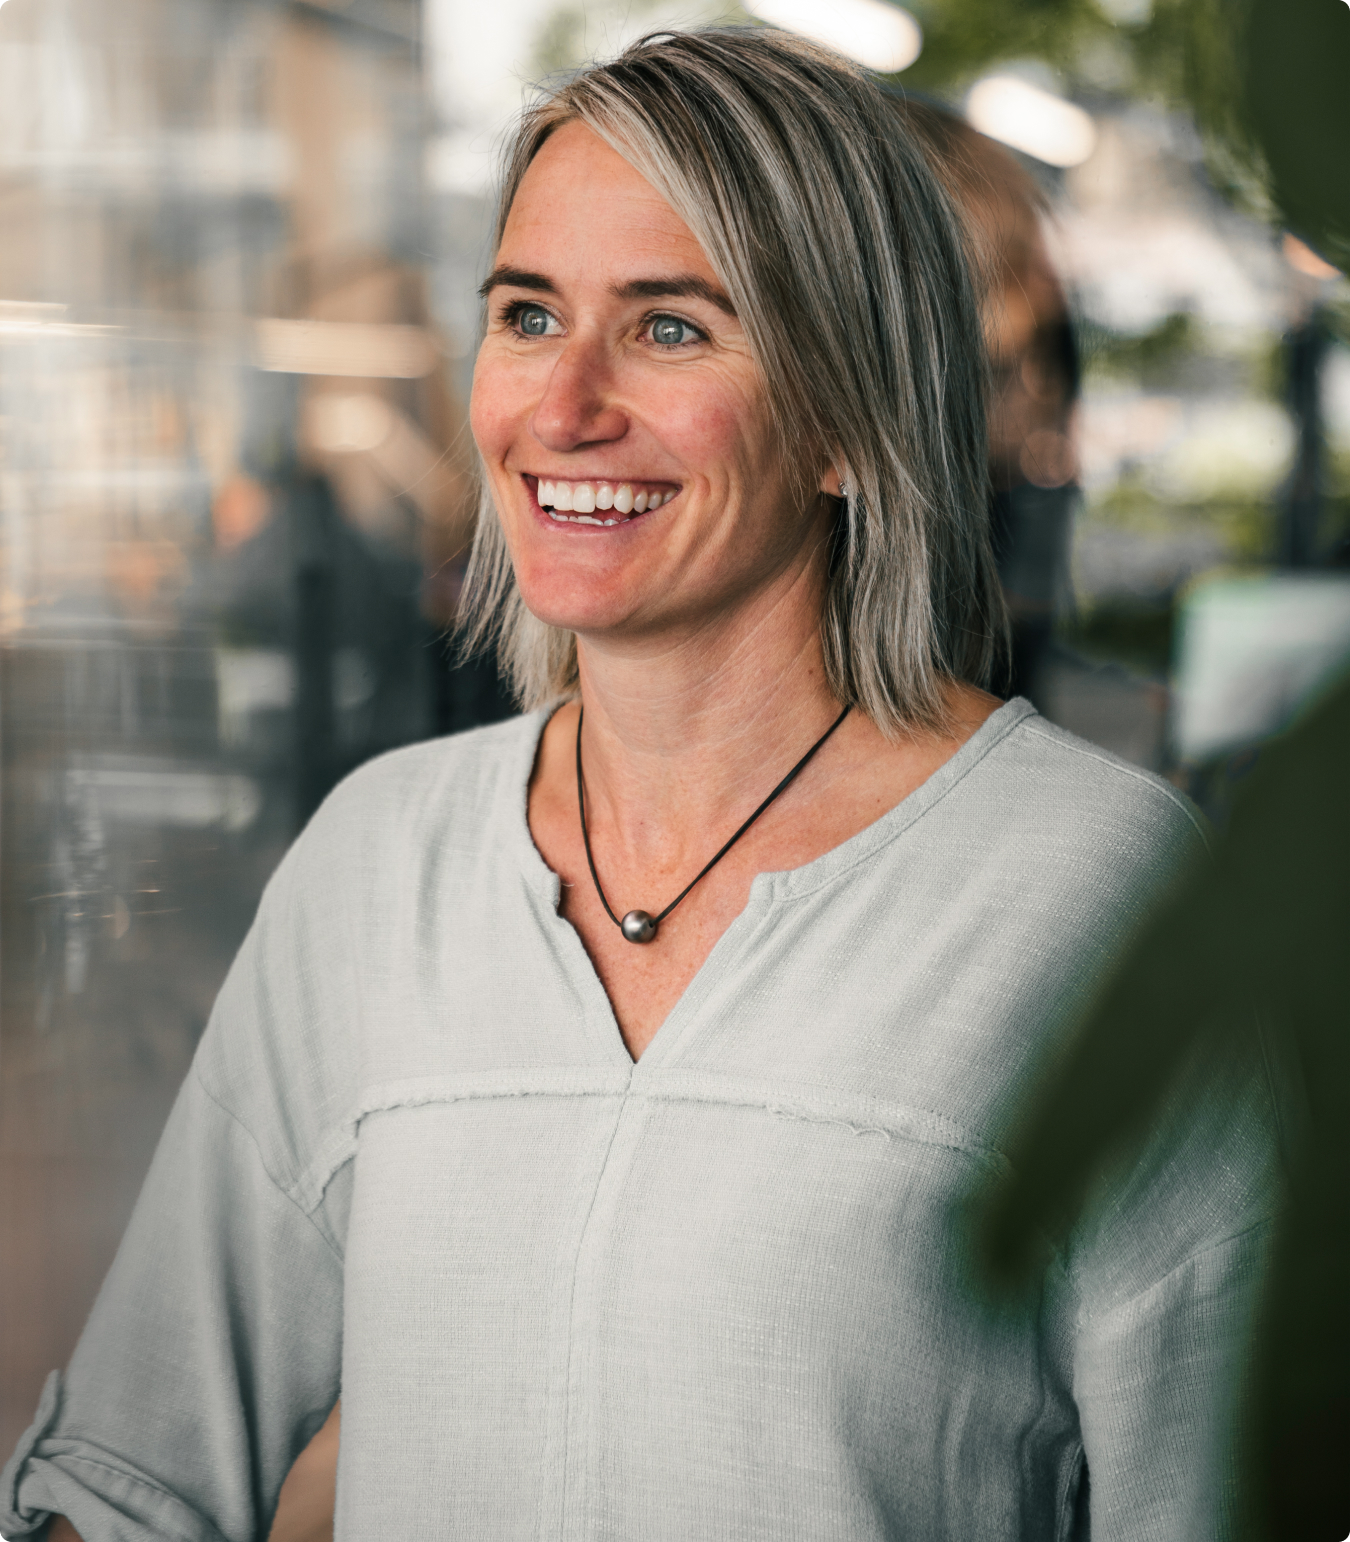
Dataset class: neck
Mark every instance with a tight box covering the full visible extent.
[572,557,841,862]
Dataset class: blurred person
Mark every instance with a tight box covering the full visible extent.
[895,97,1081,707]
[981,670,1350,1542]
[2,29,1277,1542]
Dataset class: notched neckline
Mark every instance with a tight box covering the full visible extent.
[504,697,1038,1070]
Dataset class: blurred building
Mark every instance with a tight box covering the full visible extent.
[0,0,509,1472]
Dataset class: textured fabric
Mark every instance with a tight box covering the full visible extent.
[1,699,1281,1541]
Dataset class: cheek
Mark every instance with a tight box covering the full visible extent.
[468,352,528,463]
[658,379,769,484]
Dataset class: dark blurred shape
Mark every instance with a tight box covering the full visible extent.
[896,97,1079,706]
[1243,0,1350,273]
[1279,304,1332,569]
[1182,0,1350,274]
[981,672,1350,1542]
[433,635,517,738]
[292,478,340,828]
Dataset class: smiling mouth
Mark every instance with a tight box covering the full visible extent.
[531,476,678,526]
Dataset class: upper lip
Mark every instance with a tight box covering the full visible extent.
[523,472,677,485]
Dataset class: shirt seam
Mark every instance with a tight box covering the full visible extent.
[192,1065,348,1266]
[1075,1213,1275,1327]
[633,1084,1007,1173]
[1019,720,1211,852]
[332,1074,1007,1173]
[554,1099,630,1540]
[1055,1445,1087,1542]
[776,703,1037,900]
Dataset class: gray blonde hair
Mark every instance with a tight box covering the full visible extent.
[460,27,1005,735]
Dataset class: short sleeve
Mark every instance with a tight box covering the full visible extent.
[0,799,367,1542]
[1067,1007,1282,1541]
[1074,1221,1273,1539]
[0,1068,346,1541]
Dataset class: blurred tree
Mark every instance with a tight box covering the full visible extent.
[901,0,1117,94]
[531,0,749,79]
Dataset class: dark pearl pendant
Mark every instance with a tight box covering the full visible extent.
[621,909,658,944]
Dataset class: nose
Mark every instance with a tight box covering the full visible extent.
[528,337,628,453]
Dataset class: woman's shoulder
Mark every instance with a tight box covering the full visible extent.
[974,704,1208,866]
[191,713,546,1159]
[303,710,544,853]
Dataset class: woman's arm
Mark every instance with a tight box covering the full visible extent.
[36,1405,342,1542]
[0,1067,346,1540]
[0,818,355,1541]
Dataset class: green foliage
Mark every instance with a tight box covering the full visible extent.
[531,0,750,79]
[898,0,1113,94]
[1087,475,1276,564]
[1328,447,1350,500]
[1059,598,1175,675]
[1080,312,1198,384]
[900,0,1349,270]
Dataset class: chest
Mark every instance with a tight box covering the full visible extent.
[527,782,946,1063]
[327,821,1098,1533]
[336,1081,1077,1539]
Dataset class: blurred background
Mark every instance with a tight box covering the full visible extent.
[0,0,1346,1534]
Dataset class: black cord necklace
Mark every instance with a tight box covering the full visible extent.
[576,703,852,943]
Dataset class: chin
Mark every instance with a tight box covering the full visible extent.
[513,573,638,638]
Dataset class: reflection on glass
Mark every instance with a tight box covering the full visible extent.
[0,1,505,1499]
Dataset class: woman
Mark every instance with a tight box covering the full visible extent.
[5,29,1277,1542]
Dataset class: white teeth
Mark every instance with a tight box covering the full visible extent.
[538,478,678,518]
[549,511,622,527]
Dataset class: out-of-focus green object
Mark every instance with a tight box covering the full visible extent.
[981,672,1350,1540]
[1156,0,1350,270]
[1242,0,1350,271]
[974,8,1350,1533]
[902,0,1350,272]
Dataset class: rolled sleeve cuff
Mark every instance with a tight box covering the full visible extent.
[2,1370,61,1538]
[2,1373,229,1542]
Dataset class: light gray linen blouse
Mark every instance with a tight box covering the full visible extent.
[2,699,1280,1542]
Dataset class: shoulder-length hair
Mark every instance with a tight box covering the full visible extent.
[459,27,1005,736]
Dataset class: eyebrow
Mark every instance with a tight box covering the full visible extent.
[478,266,556,299]
[479,266,736,317]
[612,276,737,316]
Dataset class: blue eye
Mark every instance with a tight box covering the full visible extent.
[517,305,551,336]
[650,315,696,346]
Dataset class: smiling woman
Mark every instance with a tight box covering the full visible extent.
[3,27,1279,1542]
[462,40,1000,732]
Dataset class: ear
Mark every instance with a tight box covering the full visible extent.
[819,463,845,499]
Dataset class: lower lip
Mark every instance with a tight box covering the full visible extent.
[524,476,674,531]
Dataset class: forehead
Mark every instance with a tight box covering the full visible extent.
[500,121,715,279]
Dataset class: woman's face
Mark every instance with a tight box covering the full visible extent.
[471,121,833,649]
